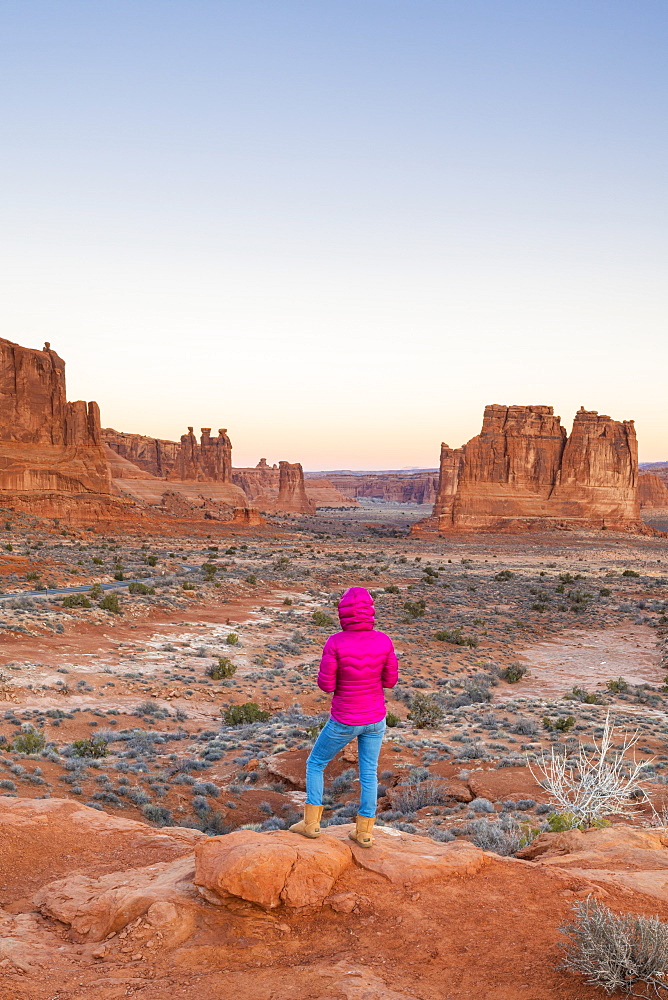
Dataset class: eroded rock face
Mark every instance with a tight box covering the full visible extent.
[305,471,438,504]
[252,461,316,514]
[103,426,233,484]
[194,830,352,909]
[0,338,111,493]
[639,472,668,508]
[420,404,643,533]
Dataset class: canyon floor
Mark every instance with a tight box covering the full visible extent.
[1,501,667,999]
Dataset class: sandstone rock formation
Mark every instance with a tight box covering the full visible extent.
[234,461,356,508]
[104,426,233,484]
[306,470,439,504]
[101,428,180,478]
[271,461,315,514]
[639,472,668,507]
[0,337,111,493]
[419,404,643,533]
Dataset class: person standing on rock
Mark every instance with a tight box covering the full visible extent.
[290,586,398,848]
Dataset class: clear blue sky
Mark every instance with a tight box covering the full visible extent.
[1,1,666,467]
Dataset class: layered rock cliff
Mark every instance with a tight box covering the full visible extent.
[103,426,232,483]
[0,338,111,493]
[420,404,643,533]
[639,472,668,508]
[305,471,438,504]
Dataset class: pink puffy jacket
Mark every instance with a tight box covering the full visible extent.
[317,587,399,725]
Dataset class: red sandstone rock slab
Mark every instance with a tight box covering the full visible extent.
[194,830,352,909]
[467,766,547,803]
[34,855,198,943]
[325,824,490,885]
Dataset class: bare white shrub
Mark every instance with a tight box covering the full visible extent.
[562,896,668,996]
[529,712,650,828]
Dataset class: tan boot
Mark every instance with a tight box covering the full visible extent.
[349,815,375,848]
[289,804,323,839]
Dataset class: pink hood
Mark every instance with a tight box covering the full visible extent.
[317,587,398,725]
[337,587,375,631]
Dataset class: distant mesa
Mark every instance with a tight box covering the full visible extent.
[415,403,648,534]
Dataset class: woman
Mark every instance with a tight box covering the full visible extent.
[290,586,398,848]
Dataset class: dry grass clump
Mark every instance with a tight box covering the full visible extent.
[561,897,668,996]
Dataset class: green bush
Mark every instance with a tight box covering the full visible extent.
[146,555,158,566]
[206,657,237,680]
[99,592,121,614]
[312,609,334,627]
[283,597,293,606]
[384,584,400,594]
[245,574,257,585]
[226,632,239,645]
[606,676,628,693]
[128,582,155,595]
[62,593,91,608]
[88,583,103,599]
[404,599,426,619]
[113,571,124,581]
[434,627,478,648]
[622,569,640,578]
[182,582,195,590]
[385,712,400,727]
[11,727,46,754]
[407,693,444,729]
[542,715,576,732]
[222,702,271,726]
[564,686,602,704]
[71,736,108,758]
[494,569,515,581]
[500,662,527,683]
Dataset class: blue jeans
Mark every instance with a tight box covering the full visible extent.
[306,717,386,818]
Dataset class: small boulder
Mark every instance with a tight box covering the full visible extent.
[194,830,352,910]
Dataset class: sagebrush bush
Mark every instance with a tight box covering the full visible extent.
[392,777,447,813]
[500,662,527,683]
[407,693,444,729]
[312,609,334,627]
[561,897,668,996]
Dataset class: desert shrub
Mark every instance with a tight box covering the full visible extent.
[434,628,478,648]
[128,582,155,595]
[429,828,456,842]
[222,702,271,726]
[468,817,536,856]
[182,582,195,591]
[386,712,400,727]
[543,715,576,733]
[142,804,173,826]
[71,736,108,758]
[392,778,446,813]
[62,593,91,608]
[312,609,334,627]
[11,726,46,754]
[606,677,629,694]
[384,585,400,594]
[403,599,426,619]
[0,779,17,791]
[561,897,668,996]
[192,781,220,798]
[99,592,121,614]
[226,633,239,645]
[564,685,602,704]
[494,570,515,581]
[330,768,357,795]
[500,662,527,683]
[470,797,495,813]
[622,569,640,578]
[407,693,444,729]
[600,587,612,597]
[88,583,103,599]
[511,717,539,737]
[206,657,237,680]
